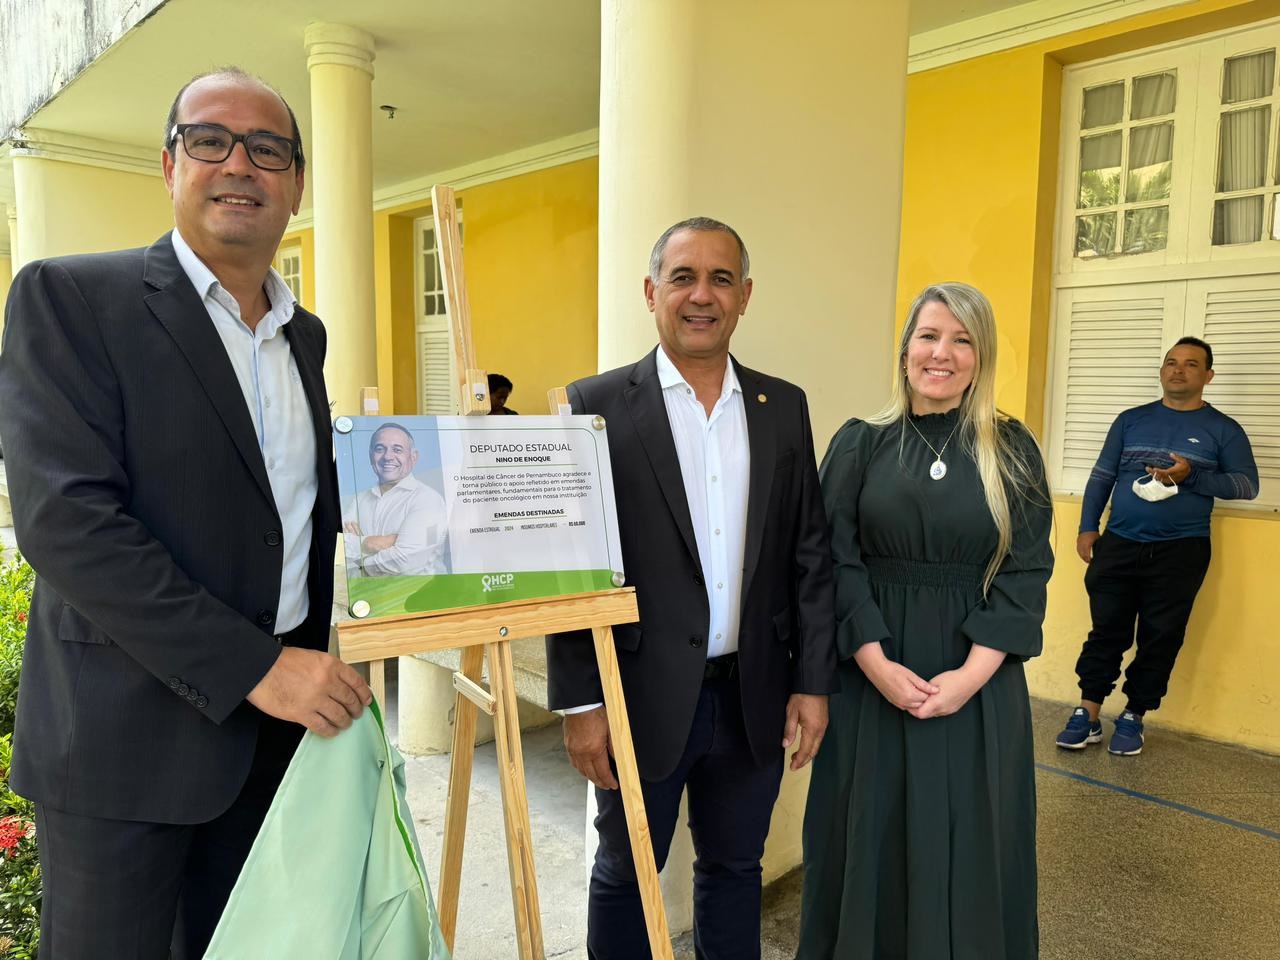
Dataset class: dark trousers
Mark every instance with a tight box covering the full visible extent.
[35,715,301,960]
[588,673,784,960]
[1076,530,1211,714]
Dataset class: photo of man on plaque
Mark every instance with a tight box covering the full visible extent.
[342,421,450,579]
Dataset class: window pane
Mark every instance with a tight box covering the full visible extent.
[1083,82,1124,128]
[1075,213,1116,258]
[1079,132,1122,207]
[437,293,447,315]
[1222,50,1275,104]
[1127,122,1173,201]
[1131,72,1176,119]
[1123,207,1169,253]
[1218,107,1270,191]
[1213,195,1264,245]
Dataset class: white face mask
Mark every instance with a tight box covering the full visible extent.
[1132,474,1178,502]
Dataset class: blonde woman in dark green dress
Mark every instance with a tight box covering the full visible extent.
[797,283,1053,960]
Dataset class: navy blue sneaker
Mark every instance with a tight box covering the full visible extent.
[1109,711,1145,755]
[1055,707,1103,749]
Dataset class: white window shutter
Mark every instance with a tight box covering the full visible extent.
[418,328,454,415]
[1192,279,1280,508]
[1051,287,1168,491]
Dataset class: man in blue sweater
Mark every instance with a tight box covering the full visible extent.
[1056,337,1258,756]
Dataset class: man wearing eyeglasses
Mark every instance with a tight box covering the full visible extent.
[0,68,371,958]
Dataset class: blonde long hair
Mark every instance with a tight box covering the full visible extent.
[868,282,1045,594]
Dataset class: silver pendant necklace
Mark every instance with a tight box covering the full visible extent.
[906,415,961,480]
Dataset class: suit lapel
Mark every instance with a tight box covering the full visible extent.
[142,233,275,507]
[623,350,700,566]
[284,312,338,528]
[738,360,775,607]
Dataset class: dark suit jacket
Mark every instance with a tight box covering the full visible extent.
[0,233,339,824]
[546,348,836,781]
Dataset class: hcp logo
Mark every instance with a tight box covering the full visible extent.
[482,573,516,593]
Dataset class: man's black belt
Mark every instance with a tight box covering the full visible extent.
[703,652,738,682]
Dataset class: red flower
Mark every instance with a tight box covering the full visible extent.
[0,815,29,853]
[15,611,26,622]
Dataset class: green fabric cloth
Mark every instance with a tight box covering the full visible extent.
[205,700,450,959]
[798,413,1053,960]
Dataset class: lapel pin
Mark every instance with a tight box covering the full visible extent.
[757,393,768,404]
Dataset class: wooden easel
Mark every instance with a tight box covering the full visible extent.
[335,186,673,960]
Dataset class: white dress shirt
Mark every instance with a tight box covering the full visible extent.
[171,230,318,633]
[563,348,750,715]
[655,346,750,659]
[343,474,448,576]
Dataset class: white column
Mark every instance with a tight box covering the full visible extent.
[9,137,170,268]
[6,203,18,274]
[305,22,378,417]
[598,0,908,449]
[595,0,911,935]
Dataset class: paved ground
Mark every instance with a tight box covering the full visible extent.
[398,689,1280,960]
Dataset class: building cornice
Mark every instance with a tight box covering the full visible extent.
[8,128,160,177]
[908,0,1193,73]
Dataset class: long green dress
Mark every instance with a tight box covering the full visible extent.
[797,411,1053,960]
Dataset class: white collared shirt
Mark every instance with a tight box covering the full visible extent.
[171,229,318,633]
[343,473,448,577]
[562,347,753,714]
[655,346,750,659]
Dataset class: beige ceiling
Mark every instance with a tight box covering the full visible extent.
[26,0,601,192]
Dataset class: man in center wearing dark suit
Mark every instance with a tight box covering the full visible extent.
[0,69,371,958]
[547,217,837,959]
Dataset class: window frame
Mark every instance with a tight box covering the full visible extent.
[1046,18,1280,513]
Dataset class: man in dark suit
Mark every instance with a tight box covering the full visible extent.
[547,217,837,959]
[0,69,371,958]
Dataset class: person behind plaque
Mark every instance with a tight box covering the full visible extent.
[796,282,1054,959]
[488,372,519,415]
[343,422,449,577]
[546,216,837,959]
[0,68,372,958]
[1053,337,1258,756]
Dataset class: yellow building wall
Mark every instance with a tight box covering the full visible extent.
[462,157,599,414]
[287,158,598,417]
[898,0,1280,753]
[0,256,11,345]
[364,157,600,415]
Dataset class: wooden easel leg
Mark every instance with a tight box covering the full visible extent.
[367,658,386,709]
[592,626,674,960]
[487,640,545,960]
[438,644,485,951]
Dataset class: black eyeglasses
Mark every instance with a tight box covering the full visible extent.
[169,123,301,172]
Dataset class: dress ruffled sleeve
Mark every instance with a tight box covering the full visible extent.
[820,419,893,660]
[959,420,1055,660]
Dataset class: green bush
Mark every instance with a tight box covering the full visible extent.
[0,552,34,741]
[0,550,38,958]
